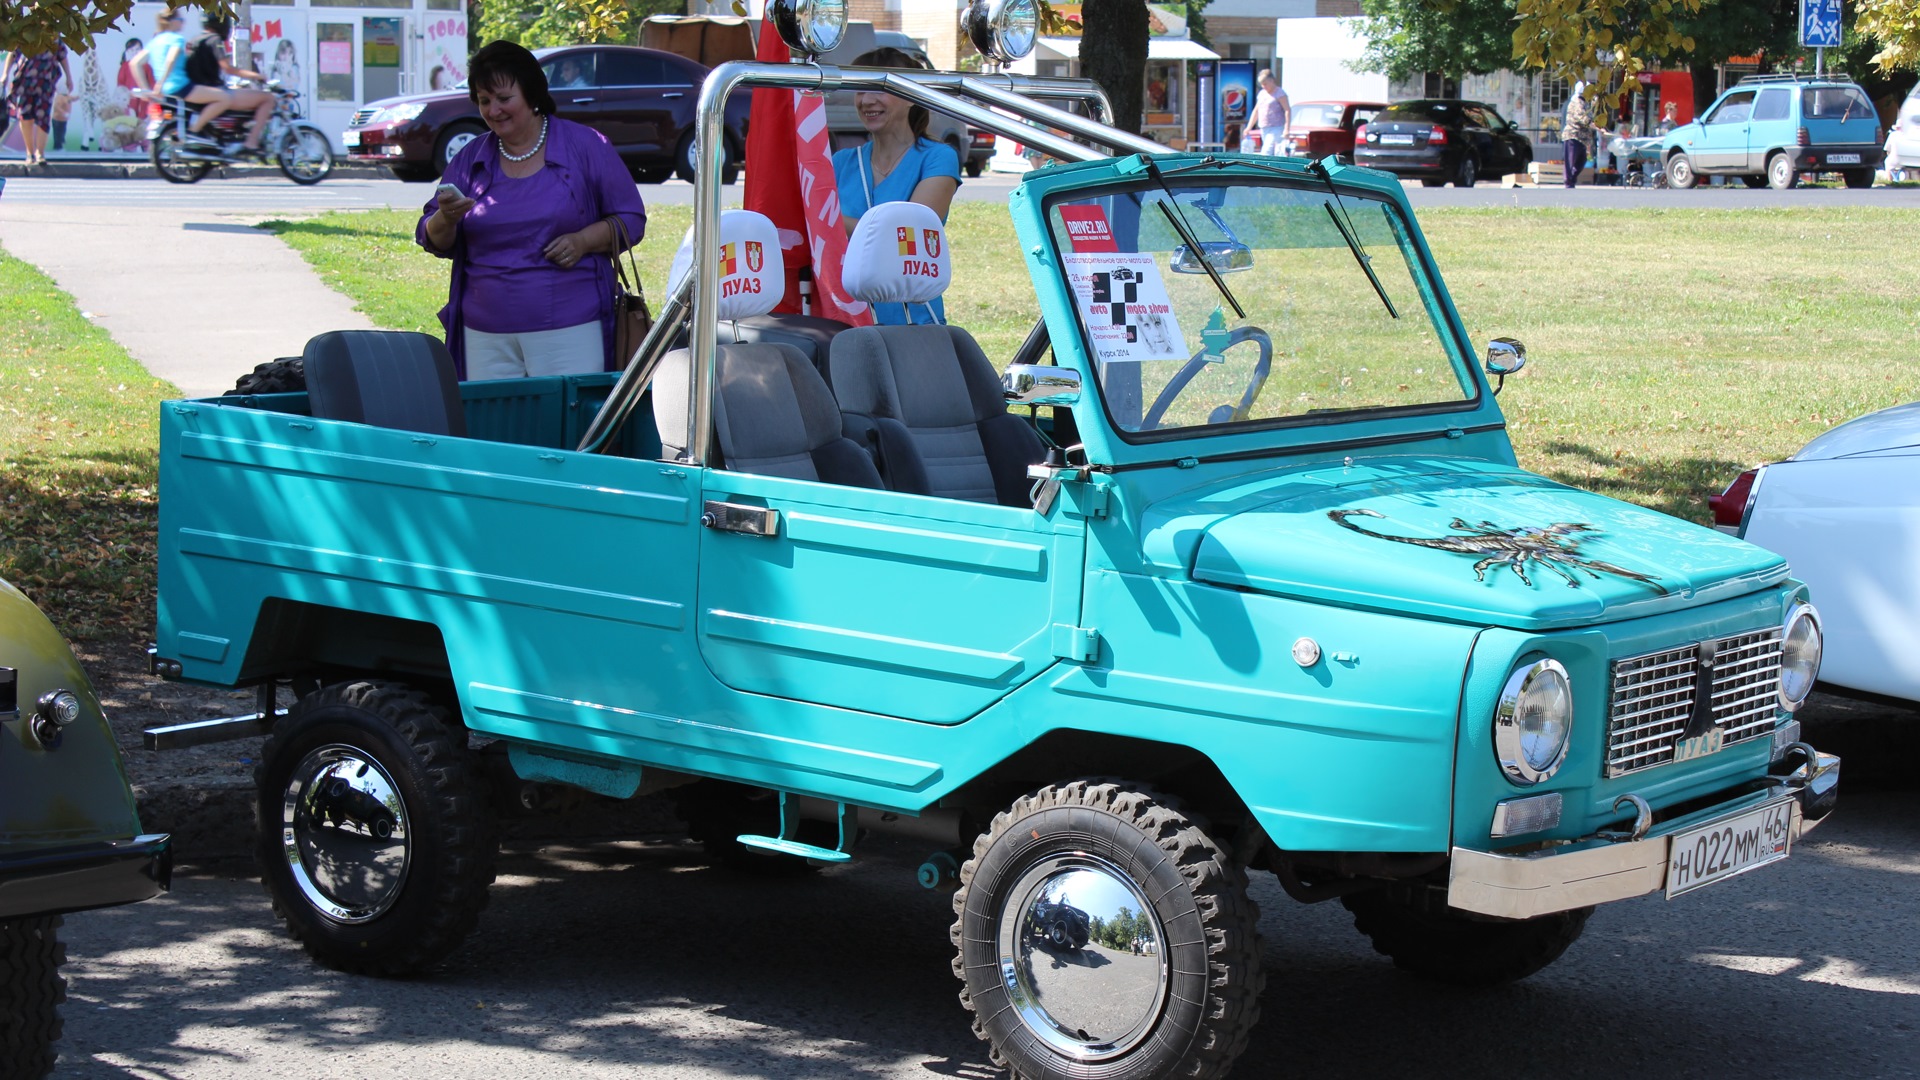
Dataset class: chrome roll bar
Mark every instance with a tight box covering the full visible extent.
[582,63,1164,462]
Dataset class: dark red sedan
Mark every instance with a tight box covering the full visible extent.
[1280,100,1387,163]
[343,45,750,184]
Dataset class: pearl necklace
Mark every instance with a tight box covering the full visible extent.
[499,116,548,163]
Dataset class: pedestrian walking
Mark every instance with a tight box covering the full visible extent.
[1252,69,1289,156]
[1560,81,1595,188]
[5,47,74,166]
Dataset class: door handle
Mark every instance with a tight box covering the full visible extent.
[662,92,685,99]
[702,500,780,537]
[570,96,596,104]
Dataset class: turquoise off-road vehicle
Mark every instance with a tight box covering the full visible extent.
[147,6,1838,1078]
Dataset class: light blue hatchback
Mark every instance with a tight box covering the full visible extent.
[1662,74,1884,189]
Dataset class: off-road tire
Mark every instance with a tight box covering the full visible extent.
[1768,152,1799,190]
[1342,888,1591,988]
[232,357,306,395]
[1665,152,1698,189]
[0,916,66,1079]
[951,780,1263,1080]
[254,680,497,976]
[1842,168,1875,189]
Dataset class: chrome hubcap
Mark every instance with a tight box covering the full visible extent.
[283,744,411,923]
[994,853,1170,1062]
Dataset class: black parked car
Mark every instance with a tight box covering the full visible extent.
[344,45,750,184]
[1353,99,1533,188]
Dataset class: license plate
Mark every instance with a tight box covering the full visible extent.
[1381,134,1415,146]
[1665,798,1793,897]
[1828,152,1860,164]
[342,130,361,148]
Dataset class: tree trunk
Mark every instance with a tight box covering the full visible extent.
[1080,0,1149,136]
[1690,63,1719,118]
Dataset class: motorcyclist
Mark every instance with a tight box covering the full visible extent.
[180,14,275,155]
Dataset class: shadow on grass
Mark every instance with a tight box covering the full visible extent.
[0,452,158,641]
[1535,441,1744,523]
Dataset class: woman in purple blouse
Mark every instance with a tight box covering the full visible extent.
[416,41,647,380]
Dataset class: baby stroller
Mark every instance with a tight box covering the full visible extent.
[1609,135,1668,187]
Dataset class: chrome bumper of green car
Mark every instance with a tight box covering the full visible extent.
[1448,747,1839,920]
[0,833,172,921]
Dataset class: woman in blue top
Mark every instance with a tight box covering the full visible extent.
[831,48,961,326]
[137,8,191,99]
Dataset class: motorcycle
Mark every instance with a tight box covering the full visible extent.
[146,83,334,185]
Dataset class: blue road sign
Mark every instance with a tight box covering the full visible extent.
[1801,0,1843,48]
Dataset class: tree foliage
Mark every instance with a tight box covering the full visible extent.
[1357,0,1517,81]
[1512,0,1704,106]
[472,0,682,51]
[1856,0,1920,71]
[0,2,229,55]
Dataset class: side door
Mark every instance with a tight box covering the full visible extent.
[695,475,1085,725]
[542,49,602,131]
[1693,90,1754,169]
[1460,105,1497,168]
[1746,87,1793,170]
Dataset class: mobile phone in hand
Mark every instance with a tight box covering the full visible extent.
[436,182,463,200]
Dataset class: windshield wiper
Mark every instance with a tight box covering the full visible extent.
[1140,156,1245,319]
[1307,159,1398,319]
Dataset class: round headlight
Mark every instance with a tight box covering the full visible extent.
[37,689,81,728]
[1778,603,1822,711]
[964,0,1040,64]
[770,0,848,58]
[1494,658,1573,786]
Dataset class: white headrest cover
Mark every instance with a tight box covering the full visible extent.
[666,209,783,321]
[842,201,950,307]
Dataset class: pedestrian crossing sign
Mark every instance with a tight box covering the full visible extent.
[1800,0,1842,48]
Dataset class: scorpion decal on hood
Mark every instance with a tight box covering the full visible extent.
[1329,509,1667,594]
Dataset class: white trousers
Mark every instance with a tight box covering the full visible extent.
[1259,125,1287,155]
[464,320,602,380]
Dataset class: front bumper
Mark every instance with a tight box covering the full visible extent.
[0,834,173,920]
[1447,746,1838,919]
[343,122,431,165]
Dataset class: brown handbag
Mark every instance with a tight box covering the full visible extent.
[606,215,652,371]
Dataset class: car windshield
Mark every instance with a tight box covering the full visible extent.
[1802,85,1875,120]
[1043,177,1476,438]
[1291,103,1344,127]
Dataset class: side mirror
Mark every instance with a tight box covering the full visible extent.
[1004,364,1081,407]
[1485,337,1526,376]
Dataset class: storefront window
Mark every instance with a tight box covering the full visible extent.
[316,22,355,102]
[1144,59,1182,131]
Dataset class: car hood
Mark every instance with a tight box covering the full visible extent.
[1791,401,1920,459]
[1143,456,1788,631]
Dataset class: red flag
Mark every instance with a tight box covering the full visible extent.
[741,16,870,326]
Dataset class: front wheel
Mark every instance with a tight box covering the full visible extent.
[1843,168,1875,189]
[1665,153,1698,189]
[1454,152,1479,188]
[278,126,334,185]
[150,128,211,184]
[0,916,66,1079]
[952,781,1263,1080]
[254,680,497,976]
[1768,152,1799,190]
[1342,887,1591,987]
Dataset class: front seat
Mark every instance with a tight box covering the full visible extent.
[303,330,467,438]
[829,201,1044,507]
[651,210,883,488]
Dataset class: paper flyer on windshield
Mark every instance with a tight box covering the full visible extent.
[1062,252,1188,363]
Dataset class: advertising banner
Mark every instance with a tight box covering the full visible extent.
[1217,60,1255,147]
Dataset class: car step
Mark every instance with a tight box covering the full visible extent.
[735,791,857,864]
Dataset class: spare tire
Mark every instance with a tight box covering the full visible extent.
[233,357,306,395]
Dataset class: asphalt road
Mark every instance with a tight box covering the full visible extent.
[48,783,1920,1079]
[5,171,1920,212]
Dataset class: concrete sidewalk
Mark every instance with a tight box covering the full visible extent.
[0,201,374,397]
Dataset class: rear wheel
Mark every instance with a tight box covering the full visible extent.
[1768,152,1799,190]
[952,781,1263,1080]
[1453,152,1479,188]
[150,128,211,183]
[1342,887,1591,987]
[1842,168,1875,189]
[0,916,65,1079]
[277,127,334,185]
[435,121,486,177]
[1665,152,1698,189]
[255,680,497,976]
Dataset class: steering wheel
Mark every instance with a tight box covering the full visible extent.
[1139,326,1274,431]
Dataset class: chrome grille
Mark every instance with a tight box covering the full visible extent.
[1605,627,1782,777]
[350,108,378,128]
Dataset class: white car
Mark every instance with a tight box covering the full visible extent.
[1712,402,1920,703]
[1887,83,1920,181]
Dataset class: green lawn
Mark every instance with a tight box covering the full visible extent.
[7,201,1914,641]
